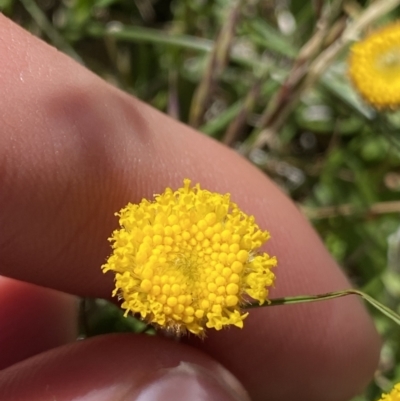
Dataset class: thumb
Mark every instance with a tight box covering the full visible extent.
[0,334,251,401]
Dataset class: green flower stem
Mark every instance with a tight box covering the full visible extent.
[87,22,212,52]
[86,22,266,70]
[245,289,400,326]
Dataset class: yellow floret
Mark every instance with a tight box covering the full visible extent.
[377,383,400,401]
[348,21,400,109]
[102,179,277,336]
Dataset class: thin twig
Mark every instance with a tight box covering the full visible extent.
[222,71,267,145]
[258,0,344,128]
[300,200,400,220]
[189,1,242,127]
[245,0,400,153]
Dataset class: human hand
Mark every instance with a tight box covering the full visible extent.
[0,15,380,401]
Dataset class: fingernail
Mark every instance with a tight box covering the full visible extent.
[121,361,251,401]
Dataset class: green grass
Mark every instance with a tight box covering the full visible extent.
[3,0,400,399]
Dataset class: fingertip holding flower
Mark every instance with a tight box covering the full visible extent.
[377,383,400,401]
[102,179,277,336]
[348,21,400,110]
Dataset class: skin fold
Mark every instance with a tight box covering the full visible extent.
[0,14,380,401]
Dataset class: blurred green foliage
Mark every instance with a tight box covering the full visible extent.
[2,0,400,400]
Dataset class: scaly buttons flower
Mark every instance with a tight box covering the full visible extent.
[102,179,277,336]
[348,21,400,109]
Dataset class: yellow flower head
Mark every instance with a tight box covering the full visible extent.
[348,21,400,109]
[377,383,400,401]
[102,179,277,336]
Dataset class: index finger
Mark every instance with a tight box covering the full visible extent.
[0,15,379,401]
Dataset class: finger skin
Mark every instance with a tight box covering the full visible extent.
[0,334,249,401]
[0,15,380,401]
[0,276,77,370]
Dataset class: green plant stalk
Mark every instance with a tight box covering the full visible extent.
[87,22,212,52]
[199,101,242,136]
[86,23,266,71]
[245,289,400,326]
